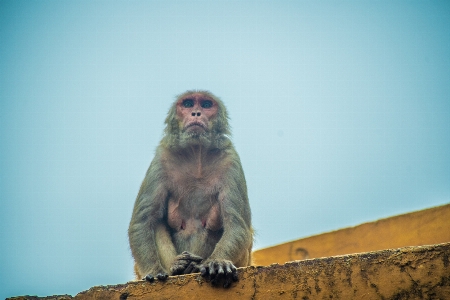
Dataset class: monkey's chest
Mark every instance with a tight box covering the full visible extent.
[166,196,223,234]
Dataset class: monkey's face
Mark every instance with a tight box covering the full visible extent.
[176,93,218,134]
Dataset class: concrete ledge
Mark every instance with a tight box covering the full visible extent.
[10,243,450,300]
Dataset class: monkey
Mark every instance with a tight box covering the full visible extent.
[128,90,253,288]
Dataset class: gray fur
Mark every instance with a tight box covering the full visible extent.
[128,91,253,285]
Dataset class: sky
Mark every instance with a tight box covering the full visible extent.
[1,0,449,298]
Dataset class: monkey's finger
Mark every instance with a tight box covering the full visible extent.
[224,263,232,274]
[223,276,232,288]
[169,266,180,276]
[169,268,177,276]
[225,264,233,279]
[175,252,190,261]
[232,271,239,282]
[178,251,203,263]
[177,252,192,261]
[144,274,155,282]
[222,264,233,288]
[230,265,239,282]
[216,264,225,278]
[209,262,220,286]
[192,263,201,273]
[183,261,196,274]
[170,261,188,275]
[186,252,204,263]
[208,261,218,280]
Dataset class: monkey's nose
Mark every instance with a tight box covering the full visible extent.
[191,112,201,117]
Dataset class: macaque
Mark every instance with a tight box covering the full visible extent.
[128,90,253,288]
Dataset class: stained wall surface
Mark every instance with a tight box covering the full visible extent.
[253,204,450,266]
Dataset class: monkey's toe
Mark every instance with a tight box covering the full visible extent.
[143,272,168,282]
[156,273,168,281]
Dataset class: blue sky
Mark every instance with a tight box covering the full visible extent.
[1,1,449,298]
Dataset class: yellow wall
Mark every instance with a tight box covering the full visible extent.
[253,203,450,266]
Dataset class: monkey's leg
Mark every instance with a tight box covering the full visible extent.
[143,223,178,282]
[155,223,177,270]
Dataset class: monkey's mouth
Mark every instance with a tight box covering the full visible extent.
[185,122,206,130]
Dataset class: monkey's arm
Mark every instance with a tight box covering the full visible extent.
[199,152,253,287]
[128,157,175,281]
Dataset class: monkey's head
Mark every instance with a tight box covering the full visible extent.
[163,90,231,149]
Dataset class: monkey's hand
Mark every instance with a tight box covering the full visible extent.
[199,259,239,288]
[170,251,204,276]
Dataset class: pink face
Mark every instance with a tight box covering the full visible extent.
[176,93,218,133]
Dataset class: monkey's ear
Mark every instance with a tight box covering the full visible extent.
[164,103,181,134]
[214,99,231,135]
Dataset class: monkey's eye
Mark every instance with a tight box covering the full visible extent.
[182,99,194,108]
[201,100,213,108]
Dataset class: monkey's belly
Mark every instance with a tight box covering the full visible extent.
[167,200,223,231]
[171,220,223,257]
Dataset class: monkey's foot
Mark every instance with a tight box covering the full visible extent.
[170,251,204,275]
[199,259,238,288]
[143,272,168,282]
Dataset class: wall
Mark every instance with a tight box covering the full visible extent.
[253,204,450,266]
